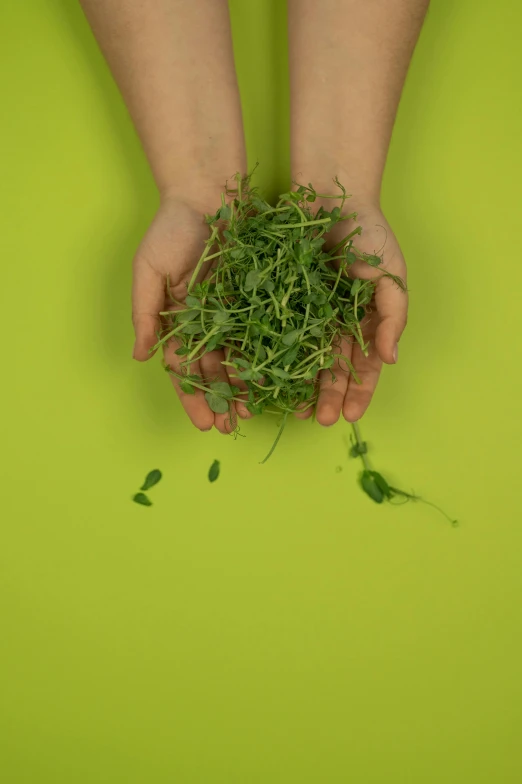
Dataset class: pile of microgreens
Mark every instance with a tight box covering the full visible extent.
[154,172,404,463]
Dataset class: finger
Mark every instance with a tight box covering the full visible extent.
[200,350,236,435]
[225,364,252,419]
[373,275,408,365]
[132,256,164,361]
[294,402,314,420]
[316,338,351,426]
[164,339,214,432]
[343,336,383,423]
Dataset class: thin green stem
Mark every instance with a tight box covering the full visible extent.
[187,226,219,293]
[260,412,289,464]
[352,422,371,472]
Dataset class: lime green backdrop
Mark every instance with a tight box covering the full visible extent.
[1,1,522,782]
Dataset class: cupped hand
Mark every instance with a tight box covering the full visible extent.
[132,195,245,434]
[296,204,408,426]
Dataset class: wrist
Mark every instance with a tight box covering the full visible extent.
[158,166,246,215]
[291,161,382,215]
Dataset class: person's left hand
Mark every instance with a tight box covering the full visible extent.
[295,205,408,426]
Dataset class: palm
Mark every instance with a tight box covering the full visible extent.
[297,205,408,426]
[132,198,239,433]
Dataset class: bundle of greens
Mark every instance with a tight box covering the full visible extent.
[154,173,404,461]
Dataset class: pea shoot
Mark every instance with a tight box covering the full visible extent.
[350,423,458,526]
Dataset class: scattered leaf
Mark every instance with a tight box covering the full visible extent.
[141,469,162,491]
[208,459,220,482]
[133,492,152,507]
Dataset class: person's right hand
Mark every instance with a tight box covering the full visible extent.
[132,194,250,434]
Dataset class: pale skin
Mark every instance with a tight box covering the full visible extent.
[79,0,429,432]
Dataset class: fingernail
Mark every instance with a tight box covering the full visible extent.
[392,344,399,364]
[201,427,212,432]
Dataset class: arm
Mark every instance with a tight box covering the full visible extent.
[79,0,246,202]
[288,0,429,425]
[79,0,247,433]
[288,0,429,206]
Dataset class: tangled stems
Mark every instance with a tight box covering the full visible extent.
[155,172,405,459]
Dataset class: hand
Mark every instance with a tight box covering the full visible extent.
[296,203,408,426]
[132,194,246,434]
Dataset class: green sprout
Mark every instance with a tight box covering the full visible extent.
[350,422,458,526]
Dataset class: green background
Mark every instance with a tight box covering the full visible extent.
[2,1,522,781]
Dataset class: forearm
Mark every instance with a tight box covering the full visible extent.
[79,0,246,203]
[288,0,429,207]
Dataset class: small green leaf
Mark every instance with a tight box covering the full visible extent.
[219,205,231,221]
[322,303,334,319]
[304,363,320,379]
[213,310,229,324]
[300,382,315,400]
[176,309,199,322]
[206,334,221,352]
[210,381,233,397]
[181,323,204,334]
[234,358,251,369]
[263,279,275,293]
[350,279,362,297]
[366,254,382,267]
[205,393,229,414]
[133,492,152,507]
[251,197,270,213]
[282,329,300,346]
[140,469,162,491]
[208,459,220,482]
[185,295,201,308]
[370,471,392,499]
[180,381,196,395]
[175,346,190,356]
[309,325,323,338]
[270,367,290,380]
[282,345,299,365]
[360,471,385,504]
[244,270,262,291]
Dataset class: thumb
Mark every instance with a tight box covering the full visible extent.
[132,258,165,361]
[373,275,408,365]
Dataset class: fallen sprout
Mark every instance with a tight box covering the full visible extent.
[350,422,458,526]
